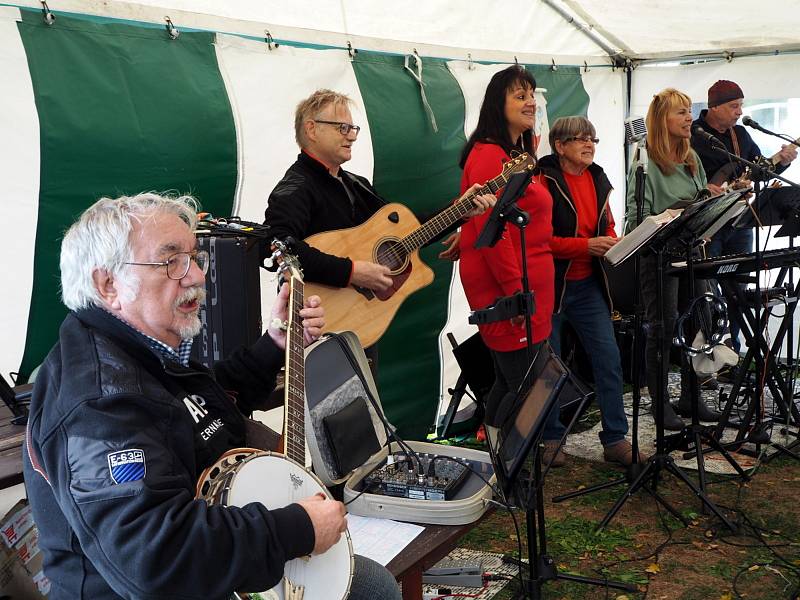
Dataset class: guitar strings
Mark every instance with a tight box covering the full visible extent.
[371,170,510,269]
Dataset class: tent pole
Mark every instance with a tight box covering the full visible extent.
[539,0,625,64]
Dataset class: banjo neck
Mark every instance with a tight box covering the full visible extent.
[283,270,307,466]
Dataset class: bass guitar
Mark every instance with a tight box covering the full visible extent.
[304,153,537,347]
[197,240,353,600]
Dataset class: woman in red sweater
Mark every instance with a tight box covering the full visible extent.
[458,65,555,443]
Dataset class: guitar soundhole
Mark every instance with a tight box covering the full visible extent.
[375,239,406,273]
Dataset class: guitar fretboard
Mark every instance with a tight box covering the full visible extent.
[284,276,306,466]
[400,161,526,253]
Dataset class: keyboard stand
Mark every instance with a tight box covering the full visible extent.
[710,268,800,458]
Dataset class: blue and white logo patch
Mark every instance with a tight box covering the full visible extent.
[107,449,146,484]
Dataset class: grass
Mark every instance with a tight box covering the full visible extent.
[447,438,800,600]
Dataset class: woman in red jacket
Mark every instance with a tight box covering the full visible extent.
[458,65,555,449]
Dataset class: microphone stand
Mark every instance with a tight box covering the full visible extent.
[745,124,800,444]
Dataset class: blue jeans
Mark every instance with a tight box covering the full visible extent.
[545,277,628,447]
[707,225,753,352]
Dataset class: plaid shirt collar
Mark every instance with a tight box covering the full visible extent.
[103,309,194,367]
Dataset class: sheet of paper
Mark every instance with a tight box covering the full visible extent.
[346,514,425,566]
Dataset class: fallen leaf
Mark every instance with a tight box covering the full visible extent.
[719,593,733,600]
[645,563,661,574]
[748,564,760,572]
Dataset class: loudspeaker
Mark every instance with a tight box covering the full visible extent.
[191,234,263,368]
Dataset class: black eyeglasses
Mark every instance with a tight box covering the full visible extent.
[314,120,361,136]
[564,135,600,145]
[124,249,210,280]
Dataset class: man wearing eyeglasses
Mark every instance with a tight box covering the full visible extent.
[265,89,491,298]
[265,89,394,293]
[23,192,401,599]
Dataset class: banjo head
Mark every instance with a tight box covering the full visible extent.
[203,451,354,600]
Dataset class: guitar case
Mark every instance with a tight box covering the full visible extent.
[304,331,495,525]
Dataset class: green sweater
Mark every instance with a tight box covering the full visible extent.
[624,149,707,232]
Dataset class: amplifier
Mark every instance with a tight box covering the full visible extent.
[362,453,470,501]
[191,234,263,368]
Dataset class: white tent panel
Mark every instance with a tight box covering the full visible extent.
[214,33,375,335]
[12,0,613,64]
[133,0,609,59]
[582,66,627,226]
[630,54,800,118]
[0,7,40,381]
[566,0,800,58]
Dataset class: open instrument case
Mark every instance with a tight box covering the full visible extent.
[304,331,495,525]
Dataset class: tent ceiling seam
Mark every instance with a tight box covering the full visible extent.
[559,0,634,58]
[539,0,628,65]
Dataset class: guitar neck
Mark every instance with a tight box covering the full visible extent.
[400,169,515,251]
[769,136,800,166]
[283,276,307,466]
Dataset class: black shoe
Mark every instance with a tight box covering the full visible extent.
[676,396,722,422]
[650,401,685,431]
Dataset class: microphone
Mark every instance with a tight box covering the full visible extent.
[692,124,723,146]
[741,116,767,134]
[624,116,647,144]
[625,116,648,172]
[742,115,796,147]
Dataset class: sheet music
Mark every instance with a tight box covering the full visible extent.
[346,514,425,566]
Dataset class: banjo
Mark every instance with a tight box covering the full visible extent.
[196,240,354,600]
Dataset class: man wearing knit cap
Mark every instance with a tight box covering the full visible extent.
[691,80,797,352]
[692,80,796,189]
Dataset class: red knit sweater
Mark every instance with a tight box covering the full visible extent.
[550,169,617,281]
[459,143,555,352]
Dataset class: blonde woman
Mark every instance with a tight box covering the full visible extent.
[624,88,720,429]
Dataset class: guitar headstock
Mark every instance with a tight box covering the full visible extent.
[270,238,304,285]
[503,152,537,177]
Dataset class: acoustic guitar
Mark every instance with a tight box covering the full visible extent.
[304,153,537,347]
[709,135,800,187]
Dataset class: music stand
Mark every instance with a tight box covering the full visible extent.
[668,192,752,491]
[733,185,800,237]
[563,194,741,532]
[472,169,634,598]
[493,346,568,497]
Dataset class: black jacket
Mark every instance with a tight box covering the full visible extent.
[23,308,314,599]
[538,154,613,313]
[691,110,788,184]
[265,151,387,287]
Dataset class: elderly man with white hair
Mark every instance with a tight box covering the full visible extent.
[23,192,401,600]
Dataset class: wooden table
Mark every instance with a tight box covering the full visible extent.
[386,509,493,600]
[0,402,26,490]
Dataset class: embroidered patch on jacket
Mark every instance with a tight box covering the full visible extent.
[107,449,146,484]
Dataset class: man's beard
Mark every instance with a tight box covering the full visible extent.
[175,286,206,340]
